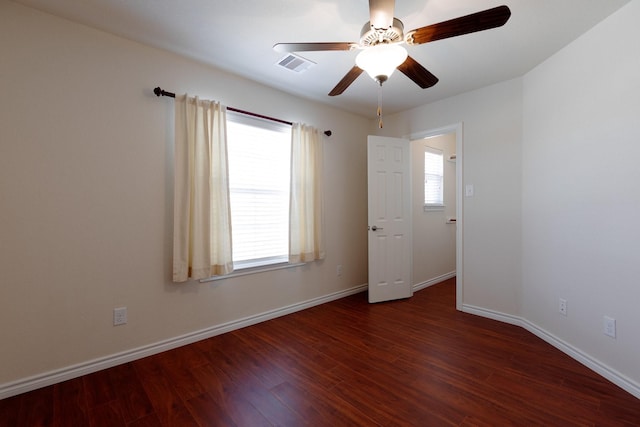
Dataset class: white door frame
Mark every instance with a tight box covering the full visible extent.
[406,123,463,311]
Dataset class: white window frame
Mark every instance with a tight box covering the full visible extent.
[226,111,292,271]
[424,146,444,211]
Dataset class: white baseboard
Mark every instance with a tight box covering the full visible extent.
[6,283,637,402]
[0,283,368,400]
[413,271,456,292]
[462,304,523,326]
[462,304,640,400]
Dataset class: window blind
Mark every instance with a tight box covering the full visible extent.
[226,112,291,269]
[424,147,444,206]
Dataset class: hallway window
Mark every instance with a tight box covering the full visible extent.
[424,147,444,209]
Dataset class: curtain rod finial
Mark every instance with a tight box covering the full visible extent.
[324,130,332,137]
[153,87,162,97]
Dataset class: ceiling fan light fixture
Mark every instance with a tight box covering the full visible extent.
[356,43,408,83]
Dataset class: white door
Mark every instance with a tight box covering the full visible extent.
[367,135,412,303]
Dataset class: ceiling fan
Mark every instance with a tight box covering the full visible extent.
[274,1,511,98]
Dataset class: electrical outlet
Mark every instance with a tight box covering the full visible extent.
[604,316,616,338]
[113,307,127,326]
[336,264,343,277]
[559,298,567,316]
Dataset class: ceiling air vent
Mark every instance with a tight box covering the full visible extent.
[276,53,316,73]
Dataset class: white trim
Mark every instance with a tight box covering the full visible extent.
[4,283,638,403]
[454,125,463,312]
[0,283,367,400]
[462,304,640,400]
[200,262,306,282]
[462,303,523,326]
[413,271,456,292]
[423,204,445,212]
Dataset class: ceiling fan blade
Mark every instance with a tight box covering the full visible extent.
[397,56,439,89]
[273,42,358,53]
[406,5,511,45]
[369,0,395,30]
[329,66,364,96]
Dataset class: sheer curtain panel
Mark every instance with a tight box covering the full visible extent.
[173,95,234,282]
[289,123,325,263]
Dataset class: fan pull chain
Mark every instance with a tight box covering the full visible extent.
[377,82,383,128]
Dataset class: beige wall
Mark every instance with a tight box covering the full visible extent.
[0,2,369,390]
[521,0,640,387]
[411,133,456,286]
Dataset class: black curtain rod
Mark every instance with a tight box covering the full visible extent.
[153,87,332,137]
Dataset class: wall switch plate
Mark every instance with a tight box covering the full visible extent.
[113,307,127,326]
[336,265,343,276]
[465,184,474,197]
[559,298,567,316]
[604,316,616,338]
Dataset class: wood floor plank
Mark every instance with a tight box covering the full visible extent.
[233,383,307,427]
[0,394,21,427]
[239,320,346,390]
[160,404,201,427]
[132,354,187,425]
[107,363,155,423]
[87,400,126,427]
[3,278,640,426]
[270,380,380,427]
[82,368,117,409]
[209,331,288,390]
[18,386,53,427]
[126,412,164,427]
[484,370,599,425]
[52,378,89,427]
[156,359,207,403]
[194,350,306,425]
[328,363,461,426]
[184,392,237,427]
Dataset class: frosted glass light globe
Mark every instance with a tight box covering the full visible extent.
[356,44,408,82]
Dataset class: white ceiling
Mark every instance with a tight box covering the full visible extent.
[13,0,630,117]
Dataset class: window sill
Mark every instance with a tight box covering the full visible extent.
[199,262,306,282]
[424,204,445,212]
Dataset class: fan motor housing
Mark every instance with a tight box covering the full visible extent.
[360,18,404,46]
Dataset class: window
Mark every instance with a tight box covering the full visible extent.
[226,112,291,269]
[424,147,444,210]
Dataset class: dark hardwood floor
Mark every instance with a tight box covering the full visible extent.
[2,278,639,426]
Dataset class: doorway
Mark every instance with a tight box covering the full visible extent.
[409,124,463,310]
